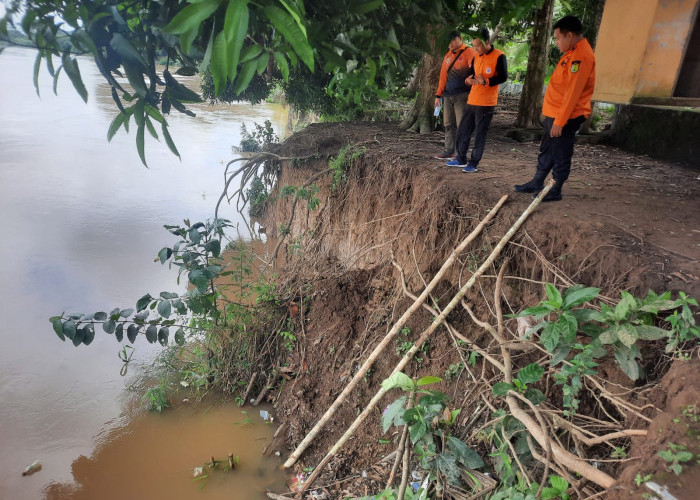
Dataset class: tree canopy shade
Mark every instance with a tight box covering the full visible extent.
[1,0,559,163]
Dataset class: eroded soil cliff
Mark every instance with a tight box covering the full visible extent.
[254,112,699,499]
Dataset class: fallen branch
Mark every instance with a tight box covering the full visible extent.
[283,195,509,468]
[295,184,553,494]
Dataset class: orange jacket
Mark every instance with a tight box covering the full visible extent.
[435,44,476,98]
[542,38,596,126]
[467,47,507,107]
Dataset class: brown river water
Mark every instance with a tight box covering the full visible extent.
[0,47,288,499]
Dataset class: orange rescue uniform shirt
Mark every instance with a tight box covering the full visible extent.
[467,48,506,107]
[542,38,596,127]
[435,44,476,98]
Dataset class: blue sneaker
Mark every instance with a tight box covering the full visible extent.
[461,164,478,173]
[446,159,467,167]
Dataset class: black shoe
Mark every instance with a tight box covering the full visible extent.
[514,180,544,193]
[533,182,563,202]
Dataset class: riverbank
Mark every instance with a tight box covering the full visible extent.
[244,112,699,498]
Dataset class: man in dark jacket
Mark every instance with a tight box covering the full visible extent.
[434,31,476,160]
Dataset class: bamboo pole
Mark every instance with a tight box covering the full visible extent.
[282,195,509,468]
[296,182,554,495]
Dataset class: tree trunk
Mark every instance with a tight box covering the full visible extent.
[514,0,555,129]
[399,52,440,134]
[579,0,607,133]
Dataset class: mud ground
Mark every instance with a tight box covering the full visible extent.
[257,100,699,499]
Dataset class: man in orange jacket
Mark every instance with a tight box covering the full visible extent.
[434,31,476,160]
[514,15,596,202]
[446,27,508,173]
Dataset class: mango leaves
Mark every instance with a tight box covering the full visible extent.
[49,219,230,347]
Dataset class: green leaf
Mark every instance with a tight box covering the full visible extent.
[158,327,169,346]
[204,239,221,257]
[264,6,314,71]
[447,436,484,468]
[224,0,249,80]
[136,123,146,167]
[93,311,107,321]
[635,325,669,341]
[350,0,385,15]
[63,321,76,341]
[273,51,289,80]
[549,475,568,493]
[83,324,95,345]
[145,324,157,343]
[61,53,88,103]
[240,44,263,63]
[235,59,258,95]
[103,319,116,334]
[256,52,270,75]
[617,324,639,347]
[188,269,210,292]
[73,326,85,346]
[524,388,546,405]
[146,117,159,138]
[33,51,41,97]
[52,318,65,341]
[382,396,406,433]
[158,247,173,264]
[540,322,560,352]
[518,363,545,385]
[545,284,563,308]
[614,292,637,321]
[157,300,172,319]
[562,286,600,309]
[127,324,139,343]
[109,33,147,68]
[558,312,578,342]
[614,345,640,380]
[136,294,153,312]
[134,310,149,320]
[120,308,134,318]
[416,376,442,386]
[409,420,427,443]
[161,123,180,159]
[210,31,229,95]
[175,328,185,345]
[122,61,147,97]
[381,372,414,392]
[550,345,571,366]
[570,308,604,323]
[107,112,126,141]
[180,25,198,55]
[115,323,124,342]
[188,227,201,244]
[493,382,515,396]
[164,0,221,35]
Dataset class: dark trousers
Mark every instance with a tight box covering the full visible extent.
[455,104,496,166]
[537,115,586,182]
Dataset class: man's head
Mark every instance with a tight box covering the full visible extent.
[448,30,463,51]
[553,15,583,53]
[473,27,491,55]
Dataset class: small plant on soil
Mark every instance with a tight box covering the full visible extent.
[328,144,366,192]
[658,443,694,475]
[143,380,169,412]
[512,285,699,415]
[634,472,652,486]
[381,372,484,491]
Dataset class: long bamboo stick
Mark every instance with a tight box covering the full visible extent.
[296,182,555,494]
[282,195,509,468]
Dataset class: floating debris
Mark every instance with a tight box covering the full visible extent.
[22,460,41,476]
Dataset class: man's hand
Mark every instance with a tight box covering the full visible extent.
[550,124,563,137]
[435,97,441,108]
[474,74,486,85]
[466,76,477,86]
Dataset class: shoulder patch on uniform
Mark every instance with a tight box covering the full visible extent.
[571,60,581,73]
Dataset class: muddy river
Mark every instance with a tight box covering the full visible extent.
[0,47,288,499]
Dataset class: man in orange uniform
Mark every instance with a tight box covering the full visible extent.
[434,31,476,160]
[446,27,507,172]
[514,15,595,201]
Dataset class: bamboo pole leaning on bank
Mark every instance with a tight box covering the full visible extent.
[296,181,555,495]
[282,195,509,468]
